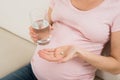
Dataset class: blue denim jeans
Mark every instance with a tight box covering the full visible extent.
[1,64,37,80]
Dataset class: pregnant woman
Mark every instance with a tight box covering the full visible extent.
[2,0,120,80]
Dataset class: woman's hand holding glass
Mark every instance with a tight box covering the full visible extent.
[29,26,39,43]
[29,9,54,45]
[38,45,79,63]
[29,25,53,43]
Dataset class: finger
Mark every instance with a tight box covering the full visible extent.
[39,50,63,62]
[29,26,38,35]
[30,34,39,42]
[29,27,39,36]
[43,48,55,52]
[29,32,38,42]
[31,38,38,43]
[30,32,39,41]
[39,50,52,55]
[29,26,39,43]
[29,26,34,32]
[30,32,38,38]
[39,52,60,62]
[39,52,52,62]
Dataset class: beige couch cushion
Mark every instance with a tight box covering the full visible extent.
[0,28,36,78]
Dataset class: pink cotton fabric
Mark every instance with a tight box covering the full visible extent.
[31,0,120,80]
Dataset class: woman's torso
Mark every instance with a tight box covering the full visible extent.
[31,0,120,80]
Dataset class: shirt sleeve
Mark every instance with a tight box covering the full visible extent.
[49,0,55,9]
[111,13,120,32]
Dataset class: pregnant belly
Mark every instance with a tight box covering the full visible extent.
[31,52,96,80]
[31,23,96,80]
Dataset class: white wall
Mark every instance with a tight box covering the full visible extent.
[0,0,50,41]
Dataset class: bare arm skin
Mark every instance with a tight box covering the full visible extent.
[76,31,120,74]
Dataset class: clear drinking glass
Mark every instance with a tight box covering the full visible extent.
[29,9,51,45]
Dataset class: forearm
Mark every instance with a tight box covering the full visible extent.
[76,48,120,74]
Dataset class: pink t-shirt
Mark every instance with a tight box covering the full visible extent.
[31,0,120,80]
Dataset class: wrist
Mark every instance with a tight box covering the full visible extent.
[71,46,80,58]
[74,46,85,58]
[75,47,81,57]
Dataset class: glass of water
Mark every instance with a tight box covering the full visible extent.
[29,9,51,45]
